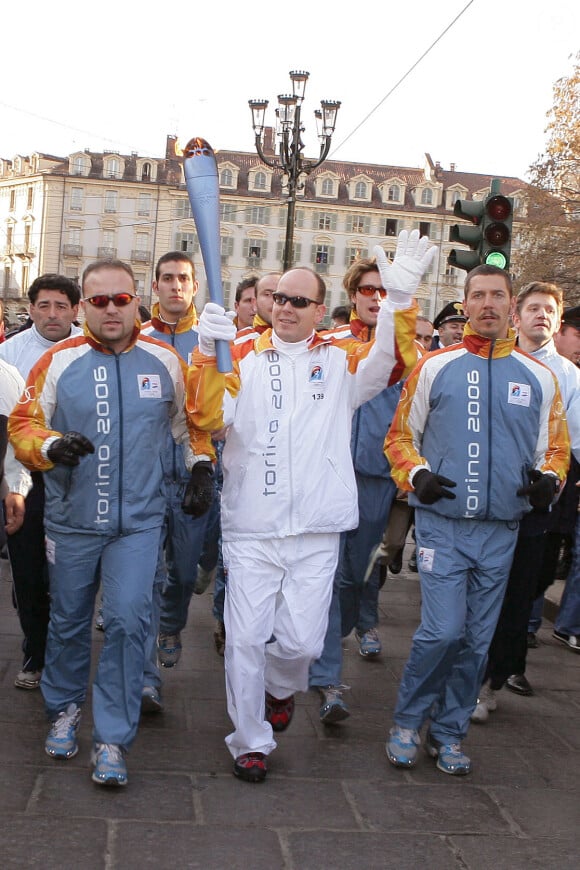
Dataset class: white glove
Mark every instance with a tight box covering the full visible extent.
[374,230,437,305]
[197,302,236,357]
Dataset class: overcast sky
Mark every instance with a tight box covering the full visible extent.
[1,0,578,181]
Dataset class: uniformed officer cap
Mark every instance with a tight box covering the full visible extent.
[433,301,467,331]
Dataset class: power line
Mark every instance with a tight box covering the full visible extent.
[330,0,476,157]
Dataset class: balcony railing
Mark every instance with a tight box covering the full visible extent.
[97,247,117,259]
[131,249,151,263]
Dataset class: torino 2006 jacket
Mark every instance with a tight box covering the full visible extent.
[385,324,570,522]
[188,302,418,542]
[9,325,197,535]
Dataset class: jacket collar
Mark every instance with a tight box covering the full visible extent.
[148,301,198,334]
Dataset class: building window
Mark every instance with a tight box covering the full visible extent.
[419,221,431,237]
[321,178,335,196]
[9,189,16,211]
[247,206,270,225]
[173,198,192,219]
[69,227,81,246]
[345,246,368,266]
[138,193,151,216]
[70,187,83,211]
[279,207,304,227]
[387,185,400,202]
[71,155,89,176]
[106,157,121,179]
[135,232,149,251]
[141,162,152,182]
[26,187,34,210]
[276,240,302,262]
[385,218,398,237]
[221,236,234,261]
[220,202,237,221]
[347,214,370,234]
[220,168,234,187]
[253,171,267,190]
[244,238,268,266]
[354,181,367,199]
[421,188,433,205]
[312,244,334,273]
[104,190,118,213]
[175,232,199,254]
[316,212,336,231]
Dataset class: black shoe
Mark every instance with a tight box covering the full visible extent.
[388,550,403,575]
[527,632,539,649]
[506,674,534,696]
[233,752,267,783]
[408,551,418,572]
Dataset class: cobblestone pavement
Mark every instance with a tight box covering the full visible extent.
[1,546,578,869]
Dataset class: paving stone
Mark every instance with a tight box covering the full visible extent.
[0,815,108,869]
[288,831,461,870]
[452,833,578,870]
[487,786,580,836]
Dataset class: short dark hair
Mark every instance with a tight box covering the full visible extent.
[82,259,136,293]
[464,264,513,298]
[235,276,258,303]
[28,274,81,306]
[155,251,195,282]
[331,305,351,324]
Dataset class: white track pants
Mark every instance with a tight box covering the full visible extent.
[222,533,339,758]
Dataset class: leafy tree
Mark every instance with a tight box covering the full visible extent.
[513,53,580,302]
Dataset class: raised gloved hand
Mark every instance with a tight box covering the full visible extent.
[47,431,95,467]
[373,230,437,305]
[182,460,214,517]
[197,303,236,357]
[413,468,457,505]
[517,470,558,510]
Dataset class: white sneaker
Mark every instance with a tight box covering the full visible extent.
[471,680,497,724]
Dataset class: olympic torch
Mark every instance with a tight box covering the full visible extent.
[183,137,232,373]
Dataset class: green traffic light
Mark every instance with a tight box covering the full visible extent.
[485,251,507,269]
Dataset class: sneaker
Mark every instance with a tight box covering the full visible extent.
[355,627,382,657]
[527,631,539,649]
[408,550,418,572]
[425,732,472,776]
[45,703,81,759]
[14,667,42,690]
[553,629,580,652]
[213,620,226,657]
[158,632,182,668]
[317,685,350,724]
[265,691,295,732]
[90,743,128,787]
[95,608,104,632]
[193,563,217,595]
[233,752,267,783]
[386,725,421,768]
[141,685,163,714]
[471,680,497,724]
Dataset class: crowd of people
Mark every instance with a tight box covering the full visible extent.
[1,230,579,787]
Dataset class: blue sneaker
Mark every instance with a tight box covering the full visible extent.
[141,685,163,714]
[425,732,472,776]
[386,725,421,767]
[90,743,128,787]
[317,685,350,724]
[355,627,382,657]
[45,703,81,759]
[158,632,182,668]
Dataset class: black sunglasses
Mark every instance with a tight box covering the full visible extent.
[272,292,320,309]
[84,293,137,308]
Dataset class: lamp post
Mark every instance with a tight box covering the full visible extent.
[249,71,340,272]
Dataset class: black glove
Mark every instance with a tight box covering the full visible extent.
[182,461,214,517]
[47,431,95,467]
[413,468,457,505]
[517,470,558,510]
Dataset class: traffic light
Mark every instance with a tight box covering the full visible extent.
[448,187,513,272]
[448,199,485,272]
[480,194,513,270]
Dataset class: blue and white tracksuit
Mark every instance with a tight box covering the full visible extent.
[9,325,195,750]
[385,325,569,742]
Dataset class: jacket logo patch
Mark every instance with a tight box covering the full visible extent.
[309,365,324,383]
[508,382,531,406]
[138,374,162,398]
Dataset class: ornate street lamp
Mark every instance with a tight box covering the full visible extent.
[249,71,341,271]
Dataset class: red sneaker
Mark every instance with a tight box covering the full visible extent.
[233,752,267,782]
[265,692,295,732]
